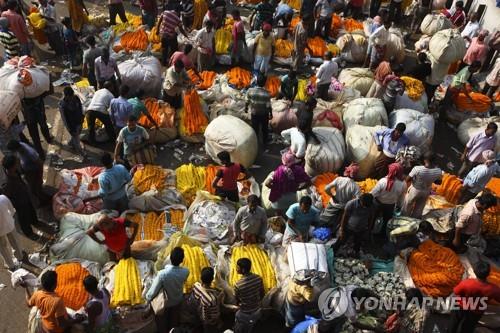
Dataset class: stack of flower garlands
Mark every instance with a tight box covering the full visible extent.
[275,39,293,58]
[180,90,208,136]
[215,29,231,54]
[116,28,149,52]
[55,262,90,310]
[141,98,175,129]
[483,177,500,236]
[265,76,281,97]
[127,211,166,241]
[110,258,144,307]
[148,26,161,52]
[175,164,207,204]
[307,37,328,57]
[187,70,217,90]
[226,67,252,89]
[343,18,364,32]
[432,173,463,204]
[314,173,337,208]
[408,240,464,297]
[229,245,277,293]
[180,244,210,293]
[453,92,492,113]
[132,165,167,194]
[400,76,425,101]
[193,0,208,29]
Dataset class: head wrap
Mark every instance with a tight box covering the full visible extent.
[343,163,359,178]
[263,23,272,31]
[386,162,404,191]
[0,17,9,30]
[282,150,296,167]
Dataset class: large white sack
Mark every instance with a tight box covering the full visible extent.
[429,29,466,64]
[385,28,406,64]
[0,66,50,99]
[389,109,435,151]
[270,99,298,133]
[420,14,452,36]
[118,56,162,98]
[415,35,431,53]
[395,91,429,113]
[0,90,21,129]
[343,98,388,130]
[336,33,367,63]
[312,99,343,130]
[50,212,110,265]
[204,115,258,168]
[338,67,374,96]
[346,125,385,179]
[457,117,500,154]
[304,127,345,176]
[288,242,328,280]
[426,53,450,86]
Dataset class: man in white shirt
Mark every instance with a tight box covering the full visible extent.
[85,82,116,144]
[0,194,25,271]
[367,20,391,70]
[195,20,215,72]
[315,51,338,100]
[461,12,480,47]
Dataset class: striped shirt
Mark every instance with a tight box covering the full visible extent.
[246,87,271,116]
[95,57,117,82]
[409,165,443,191]
[192,282,223,324]
[234,273,264,313]
[0,30,19,59]
[181,0,194,18]
[160,10,181,37]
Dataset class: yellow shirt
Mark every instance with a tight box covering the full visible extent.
[287,280,314,306]
[254,32,275,57]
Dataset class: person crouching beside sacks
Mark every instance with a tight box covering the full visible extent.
[114,115,156,168]
[162,59,192,109]
[373,123,409,178]
[86,214,138,261]
[231,194,268,244]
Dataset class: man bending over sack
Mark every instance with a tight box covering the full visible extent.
[87,214,138,261]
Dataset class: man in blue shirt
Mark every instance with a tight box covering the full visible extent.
[283,196,320,245]
[110,84,133,133]
[90,153,131,212]
[145,246,189,331]
[374,123,409,178]
[460,150,498,204]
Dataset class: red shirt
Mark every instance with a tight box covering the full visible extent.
[217,163,242,191]
[139,0,158,13]
[350,0,363,7]
[453,278,500,312]
[1,10,29,43]
[100,218,128,253]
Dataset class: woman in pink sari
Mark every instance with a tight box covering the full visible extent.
[230,9,247,66]
[265,151,311,216]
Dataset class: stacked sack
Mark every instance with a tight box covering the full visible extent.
[0,56,50,99]
[338,68,374,96]
[389,109,435,151]
[118,56,162,97]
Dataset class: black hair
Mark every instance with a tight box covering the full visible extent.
[85,35,96,47]
[61,17,71,27]
[6,0,17,10]
[136,89,145,99]
[63,86,74,97]
[6,140,21,151]
[477,193,497,209]
[247,194,260,205]
[456,1,464,9]
[470,60,482,69]
[102,47,110,57]
[41,270,57,292]
[487,122,498,131]
[423,151,435,164]
[201,267,214,285]
[299,196,312,206]
[205,20,214,28]
[128,114,138,122]
[184,44,193,54]
[256,74,267,87]
[395,123,406,133]
[217,151,231,164]
[297,106,320,144]
[231,9,240,17]
[237,257,251,273]
[417,52,427,63]
[174,59,185,68]
[324,51,333,60]
[2,154,17,170]
[101,153,113,167]
[103,81,114,91]
[119,84,129,97]
[360,193,374,206]
[171,246,185,266]
[351,287,376,300]
[473,261,491,280]
[83,275,98,293]
[289,70,296,78]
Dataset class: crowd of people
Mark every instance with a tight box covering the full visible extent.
[0,0,499,333]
